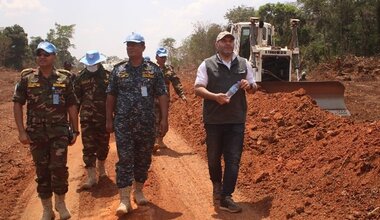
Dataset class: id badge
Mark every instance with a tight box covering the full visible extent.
[141,86,148,97]
[53,94,60,104]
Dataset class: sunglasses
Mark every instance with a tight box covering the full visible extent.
[36,52,53,57]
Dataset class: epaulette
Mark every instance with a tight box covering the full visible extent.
[56,69,72,77]
[166,64,175,71]
[113,60,128,67]
[77,68,86,77]
[20,68,36,77]
[147,60,159,68]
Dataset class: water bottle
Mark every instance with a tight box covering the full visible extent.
[226,81,240,98]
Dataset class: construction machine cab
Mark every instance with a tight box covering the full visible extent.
[229,17,350,116]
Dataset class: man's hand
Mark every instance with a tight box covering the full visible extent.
[106,119,114,133]
[215,93,230,105]
[18,130,32,145]
[240,79,257,94]
[240,79,250,90]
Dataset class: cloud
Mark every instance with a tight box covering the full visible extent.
[0,0,48,15]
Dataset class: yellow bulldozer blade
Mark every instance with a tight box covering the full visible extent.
[257,81,351,116]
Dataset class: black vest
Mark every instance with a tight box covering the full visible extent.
[203,54,248,124]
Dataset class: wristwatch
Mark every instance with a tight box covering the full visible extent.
[73,131,80,135]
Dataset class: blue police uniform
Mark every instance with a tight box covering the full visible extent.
[107,60,167,188]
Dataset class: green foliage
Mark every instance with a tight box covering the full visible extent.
[179,22,224,68]
[258,3,304,46]
[46,23,76,67]
[29,36,44,52]
[298,0,380,61]
[224,5,255,23]
[22,36,44,67]
[0,32,12,66]
[1,25,28,70]
[160,37,179,67]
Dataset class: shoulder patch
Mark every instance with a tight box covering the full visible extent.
[77,68,87,77]
[113,60,128,67]
[56,69,72,77]
[165,64,175,71]
[20,68,36,77]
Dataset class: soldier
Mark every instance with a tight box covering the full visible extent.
[153,47,186,152]
[13,41,79,220]
[74,50,110,189]
[106,33,168,216]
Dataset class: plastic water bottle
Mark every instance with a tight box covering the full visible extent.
[226,81,240,98]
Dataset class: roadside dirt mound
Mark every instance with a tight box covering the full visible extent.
[170,77,380,219]
[307,55,380,122]
[308,55,380,82]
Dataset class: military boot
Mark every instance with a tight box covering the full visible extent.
[133,181,148,205]
[54,194,71,220]
[40,197,55,220]
[116,186,131,216]
[82,167,97,189]
[97,160,107,178]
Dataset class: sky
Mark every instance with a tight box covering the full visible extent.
[0,0,288,60]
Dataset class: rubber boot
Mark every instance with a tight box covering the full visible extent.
[54,194,71,220]
[82,167,97,189]
[97,160,107,178]
[157,137,167,149]
[116,186,131,216]
[40,197,55,220]
[133,182,148,205]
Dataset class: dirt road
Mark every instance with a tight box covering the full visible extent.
[19,128,263,220]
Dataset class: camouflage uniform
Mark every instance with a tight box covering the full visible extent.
[12,68,78,199]
[74,64,110,168]
[107,60,167,188]
[154,64,185,137]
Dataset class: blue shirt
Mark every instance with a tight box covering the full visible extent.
[107,60,167,119]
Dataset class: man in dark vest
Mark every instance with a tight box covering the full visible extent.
[194,31,257,213]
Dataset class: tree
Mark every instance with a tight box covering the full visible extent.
[2,25,28,70]
[46,23,76,67]
[258,3,304,47]
[29,36,44,52]
[160,37,178,66]
[179,22,224,68]
[0,32,12,66]
[224,5,255,23]
[298,0,380,58]
[20,36,45,67]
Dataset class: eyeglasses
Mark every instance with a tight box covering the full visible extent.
[36,52,52,57]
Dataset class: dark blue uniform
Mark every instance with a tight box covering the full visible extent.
[106,60,167,188]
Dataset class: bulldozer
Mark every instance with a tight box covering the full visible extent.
[228,17,350,116]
